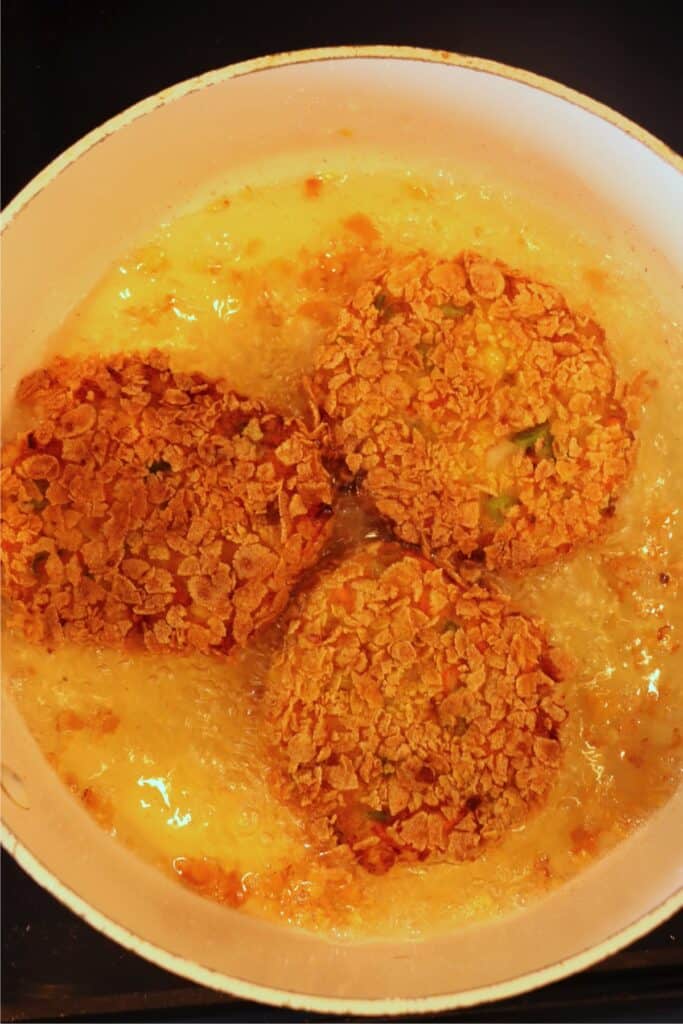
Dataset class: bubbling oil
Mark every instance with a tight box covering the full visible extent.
[3,161,682,938]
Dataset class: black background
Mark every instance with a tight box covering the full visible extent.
[2,0,683,203]
[2,2,682,1022]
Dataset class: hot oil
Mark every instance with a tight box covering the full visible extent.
[3,162,682,939]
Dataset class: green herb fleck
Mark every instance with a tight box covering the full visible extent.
[373,291,403,321]
[510,422,554,459]
[367,807,391,824]
[148,459,172,475]
[440,303,468,319]
[484,493,518,525]
[30,498,48,512]
[441,619,460,634]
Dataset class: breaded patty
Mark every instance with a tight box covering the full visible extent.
[313,252,640,572]
[265,542,567,873]
[1,351,333,654]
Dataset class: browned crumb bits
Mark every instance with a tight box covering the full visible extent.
[1,351,333,654]
[313,252,642,572]
[265,542,567,873]
[174,856,247,907]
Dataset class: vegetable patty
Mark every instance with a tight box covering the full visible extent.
[313,252,640,572]
[265,542,568,872]
[1,351,333,654]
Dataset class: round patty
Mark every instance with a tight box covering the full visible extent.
[1,351,334,654]
[265,542,567,873]
[313,252,637,572]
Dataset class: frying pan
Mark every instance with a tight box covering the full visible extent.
[2,47,682,1015]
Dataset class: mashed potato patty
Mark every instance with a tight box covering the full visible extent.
[1,351,333,654]
[313,252,640,572]
[265,542,568,873]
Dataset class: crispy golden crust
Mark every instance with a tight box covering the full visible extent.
[1,351,334,654]
[265,542,567,873]
[313,252,640,572]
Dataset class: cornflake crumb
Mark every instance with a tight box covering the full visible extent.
[265,541,568,873]
[313,251,643,572]
[1,351,334,655]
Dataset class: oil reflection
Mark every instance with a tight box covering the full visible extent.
[137,775,192,828]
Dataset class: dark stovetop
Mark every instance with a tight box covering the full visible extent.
[2,852,682,1023]
[2,2,682,1021]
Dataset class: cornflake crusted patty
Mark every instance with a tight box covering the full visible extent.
[313,252,641,572]
[265,542,567,873]
[1,351,334,653]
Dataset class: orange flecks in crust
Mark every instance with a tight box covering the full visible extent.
[313,252,644,573]
[265,542,567,873]
[1,351,334,655]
